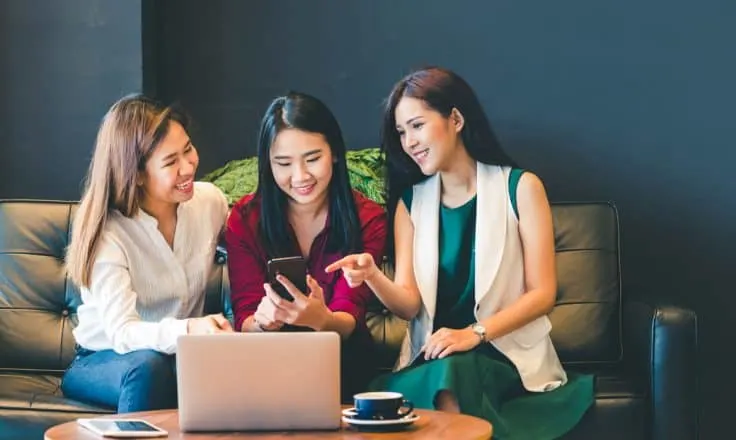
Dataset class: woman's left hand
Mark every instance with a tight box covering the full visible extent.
[422,327,482,360]
[264,274,331,331]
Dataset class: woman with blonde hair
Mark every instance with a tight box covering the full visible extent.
[62,94,232,412]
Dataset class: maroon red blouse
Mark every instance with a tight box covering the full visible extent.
[224,191,387,333]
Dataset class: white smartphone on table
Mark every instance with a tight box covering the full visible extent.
[77,418,168,438]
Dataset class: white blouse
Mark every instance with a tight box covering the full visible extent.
[73,182,229,354]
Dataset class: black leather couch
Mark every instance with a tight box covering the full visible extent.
[0,200,698,439]
[0,200,232,440]
[364,202,699,440]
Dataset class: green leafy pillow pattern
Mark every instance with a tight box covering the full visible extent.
[201,147,386,206]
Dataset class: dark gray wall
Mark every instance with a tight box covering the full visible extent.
[0,0,732,437]
[0,0,143,200]
[155,1,734,438]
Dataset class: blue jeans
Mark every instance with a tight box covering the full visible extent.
[61,348,177,413]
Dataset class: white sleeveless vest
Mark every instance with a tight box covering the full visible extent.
[395,164,568,392]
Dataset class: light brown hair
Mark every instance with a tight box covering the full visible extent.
[66,94,188,288]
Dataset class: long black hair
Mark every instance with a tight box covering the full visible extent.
[253,91,362,258]
[381,66,518,217]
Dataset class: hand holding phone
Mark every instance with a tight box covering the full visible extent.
[267,256,308,301]
[263,271,330,331]
[77,418,168,438]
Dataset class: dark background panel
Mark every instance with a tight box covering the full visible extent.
[153,3,736,438]
[0,0,143,201]
[154,5,734,434]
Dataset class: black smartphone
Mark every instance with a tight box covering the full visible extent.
[267,256,308,301]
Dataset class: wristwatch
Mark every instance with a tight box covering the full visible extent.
[470,322,487,343]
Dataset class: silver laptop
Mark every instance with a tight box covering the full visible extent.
[176,332,341,432]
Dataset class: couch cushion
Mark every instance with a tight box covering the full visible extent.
[549,203,622,363]
[0,201,81,372]
[0,372,113,440]
[0,372,112,413]
[366,304,407,371]
[564,367,648,440]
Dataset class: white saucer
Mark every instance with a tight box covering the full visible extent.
[341,408,420,426]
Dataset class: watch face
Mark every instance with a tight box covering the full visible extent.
[472,324,485,335]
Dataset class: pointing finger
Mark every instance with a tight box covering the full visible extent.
[325,255,357,273]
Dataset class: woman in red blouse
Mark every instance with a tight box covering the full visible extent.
[224,92,387,400]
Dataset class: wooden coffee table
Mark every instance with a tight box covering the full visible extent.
[45,406,492,439]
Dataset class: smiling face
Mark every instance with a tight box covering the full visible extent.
[139,120,199,209]
[394,96,465,176]
[269,128,334,207]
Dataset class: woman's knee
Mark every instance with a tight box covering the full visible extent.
[60,359,88,398]
[122,350,175,387]
[118,350,177,412]
[434,389,460,413]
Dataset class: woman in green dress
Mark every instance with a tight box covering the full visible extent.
[327,66,593,439]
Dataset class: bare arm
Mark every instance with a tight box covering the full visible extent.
[326,200,422,321]
[479,172,557,340]
[319,312,356,339]
[365,200,422,320]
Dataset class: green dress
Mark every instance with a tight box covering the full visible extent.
[368,170,594,440]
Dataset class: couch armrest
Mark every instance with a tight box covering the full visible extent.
[623,300,698,440]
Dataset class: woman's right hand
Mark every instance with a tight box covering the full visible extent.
[187,313,234,335]
[325,253,378,288]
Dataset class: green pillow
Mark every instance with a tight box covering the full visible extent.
[201,147,386,206]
